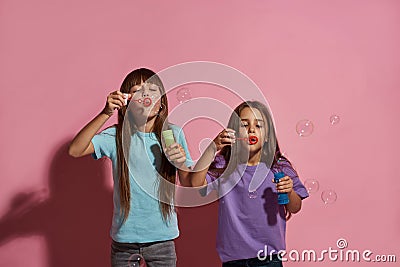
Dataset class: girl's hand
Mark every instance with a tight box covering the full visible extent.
[274,176,293,193]
[164,143,187,168]
[213,128,235,151]
[102,91,130,117]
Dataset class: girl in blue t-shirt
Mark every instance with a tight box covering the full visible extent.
[190,101,308,267]
[69,68,192,267]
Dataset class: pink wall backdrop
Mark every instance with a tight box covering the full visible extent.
[1,0,400,266]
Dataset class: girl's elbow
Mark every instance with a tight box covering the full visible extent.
[68,144,81,158]
[287,202,302,214]
[177,171,191,187]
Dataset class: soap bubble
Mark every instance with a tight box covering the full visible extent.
[330,115,340,125]
[176,87,192,103]
[304,179,319,193]
[128,254,146,267]
[321,189,337,204]
[296,119,314,137]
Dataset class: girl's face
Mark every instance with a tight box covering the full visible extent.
[129,82,162,120]
[237,107,268,156]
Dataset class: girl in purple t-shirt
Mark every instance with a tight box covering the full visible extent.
[190,101,309,267]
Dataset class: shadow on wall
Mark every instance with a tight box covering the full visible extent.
[0,141,113,267]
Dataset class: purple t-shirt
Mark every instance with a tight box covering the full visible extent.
[205,155,308,263]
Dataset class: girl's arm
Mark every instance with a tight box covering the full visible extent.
[68,91,127,158]
[164,143,195,187]
[165,129,234,187]
[286,190,302,213]
[188,144,217,187]
[68,112,110,157]
[164,130,196,187]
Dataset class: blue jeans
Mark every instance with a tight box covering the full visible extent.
[111,239,176,267]
[222,255,283,267]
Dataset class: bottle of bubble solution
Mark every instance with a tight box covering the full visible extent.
[162,130,175,147]
[274,171,290,205]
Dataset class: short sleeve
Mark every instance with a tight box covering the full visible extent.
[171,125,194,168]
[91,126,117,160]
[275,159,309,200]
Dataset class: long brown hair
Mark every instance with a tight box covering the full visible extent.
[116,68,176,222]
[209,101,294,219]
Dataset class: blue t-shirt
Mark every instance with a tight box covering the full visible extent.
[91,124,192,243]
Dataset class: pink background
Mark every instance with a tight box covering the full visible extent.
[1,0,400,266]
